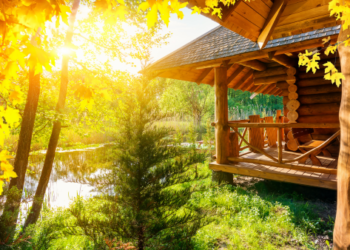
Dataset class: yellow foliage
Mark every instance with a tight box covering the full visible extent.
[325,45,337,56]
[0,150,17,195]
[329,0,350,31]
[324,61,345,87]
[322,36,331,44]
[298,51,320,74]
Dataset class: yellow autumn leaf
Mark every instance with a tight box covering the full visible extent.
[324,61,345,87]
[8,90,23,106]
[115,5,128,20]
[191,6,202,14]
[0,169,17,182]
[0,150,13,162]
[146,4,159,28]
[170,0,187,19]
[306,59,319,74]
[1,106,21,126]
[0,180,3,195]
[158,1,171,27]
[212,7,222,18]
[3,61,19,80]
[205,0,219,8]
[138,1,150,11]
[322,36,331,44]
[325,45,337,56]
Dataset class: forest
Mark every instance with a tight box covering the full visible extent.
[0,0,342,249]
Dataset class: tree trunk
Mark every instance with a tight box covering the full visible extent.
[138,226,144,250]
[334,24,350,249]
[0,69,40,241]
[23,0,80,229]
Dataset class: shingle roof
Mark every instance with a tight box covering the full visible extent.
[148,25,341,71]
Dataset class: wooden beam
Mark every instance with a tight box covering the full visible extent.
[227,65,244,85]
[222,0,241,22]
[195,68,212,85]
[238,60,267,71]
[272,54,297,68]
[254,66,296,78]
[268,51,277,60]
[232,70,254,89]
[261,83,277,95]
[258,0,288,49]
[254,75,296,85]
[196,63,223,69]
[239,77,254,91]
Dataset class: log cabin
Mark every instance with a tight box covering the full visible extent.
[143,0,350,247]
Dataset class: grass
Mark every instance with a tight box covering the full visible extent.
[6,159,335,249]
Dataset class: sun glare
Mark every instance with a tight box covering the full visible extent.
[58,46,72,56]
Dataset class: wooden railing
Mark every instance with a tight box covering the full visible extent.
[224,122,340,175]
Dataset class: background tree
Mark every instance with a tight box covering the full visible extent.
[108,76,208,249]
[160,80,214,128]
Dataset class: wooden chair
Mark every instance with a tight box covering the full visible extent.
[288,128,336,166]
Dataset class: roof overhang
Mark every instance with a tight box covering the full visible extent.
[182,0,339,49]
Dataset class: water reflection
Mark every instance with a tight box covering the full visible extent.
[24,145,114,208]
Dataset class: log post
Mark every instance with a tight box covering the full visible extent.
[212,66,233,185]
[249,115,264,152]
[334,24,350,249]
[277,127,282,163]
[228,131,239,158]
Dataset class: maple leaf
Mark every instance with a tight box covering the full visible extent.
[322,36,331,44]
[8,90,22,106]
[146,4,158,28]
[115,5,127,20]
[139,1,150,11]
[205,0,219,8]
[170,0,188,19]
[3,61,19,80]
[191,6,202,14]
[306,59,319,74]
[158,1,171,27]
[324,61,345,87]
[212,7,222,18]
[0,180,3,195]
[325,45,337,56]
[0,150,13,162]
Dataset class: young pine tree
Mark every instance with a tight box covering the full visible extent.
[112,77,208,249]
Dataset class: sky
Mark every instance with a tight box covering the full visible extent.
[150,9,218,63]
[65,6,218,74]
[126,8,219,73]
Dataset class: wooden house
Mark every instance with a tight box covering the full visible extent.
[143,1,350,246]
[145,25,341,189]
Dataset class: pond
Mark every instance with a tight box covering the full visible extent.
[22,144,114,211]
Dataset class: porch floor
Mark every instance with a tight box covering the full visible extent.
[209,146,337,190]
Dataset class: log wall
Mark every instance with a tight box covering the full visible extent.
[296,57,341,148]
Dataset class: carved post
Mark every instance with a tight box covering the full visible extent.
[212,66,233,185]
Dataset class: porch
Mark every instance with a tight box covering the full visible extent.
[210,144,337,190]
[211,120,339,190]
